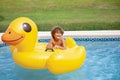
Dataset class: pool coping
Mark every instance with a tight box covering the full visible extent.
[0,30,120,44]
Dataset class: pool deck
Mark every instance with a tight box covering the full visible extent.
[0,30,120,44]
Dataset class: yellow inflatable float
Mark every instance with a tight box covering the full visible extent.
[1,17,86,74]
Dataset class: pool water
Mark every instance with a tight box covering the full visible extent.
[0,39,120,80]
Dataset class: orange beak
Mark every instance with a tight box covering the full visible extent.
[1,29,24,45]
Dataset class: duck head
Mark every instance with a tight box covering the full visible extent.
[1,17,38,51]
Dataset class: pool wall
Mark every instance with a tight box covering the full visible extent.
[38,30,120,39]
[0,30,120,44]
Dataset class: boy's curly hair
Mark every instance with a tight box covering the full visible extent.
[51,26,64,39]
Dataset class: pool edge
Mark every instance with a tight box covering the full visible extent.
[0,30,120,44]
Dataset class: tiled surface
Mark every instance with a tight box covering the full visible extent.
[74,37,120,41]
[0,43,8,47]
[0,38,120,47]
[0,30,120,45]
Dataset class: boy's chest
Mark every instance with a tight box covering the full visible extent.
[53,40,62,45]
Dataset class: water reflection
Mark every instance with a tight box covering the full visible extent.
[15,65,57,80]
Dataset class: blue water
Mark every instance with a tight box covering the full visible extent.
[0,39,120,80]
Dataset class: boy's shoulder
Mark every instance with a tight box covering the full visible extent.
[50,38,54,42]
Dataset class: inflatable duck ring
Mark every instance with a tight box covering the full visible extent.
[1,17,86,74]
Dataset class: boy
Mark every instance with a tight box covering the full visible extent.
[46,26,66,51]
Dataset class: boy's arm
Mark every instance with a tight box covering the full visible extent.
[62,38,66,49]
[46,39,54,49]
[57,38,66,50]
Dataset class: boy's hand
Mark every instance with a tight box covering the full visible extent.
[54,45,60,48]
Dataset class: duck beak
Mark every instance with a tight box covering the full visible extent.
[1,29,24,46]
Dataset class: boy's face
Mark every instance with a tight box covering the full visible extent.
[53,31,62,40]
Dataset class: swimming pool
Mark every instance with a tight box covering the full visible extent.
[0,38,120,80]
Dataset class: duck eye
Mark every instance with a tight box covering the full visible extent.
[22,23,31,32]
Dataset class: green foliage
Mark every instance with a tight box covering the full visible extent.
[0,0,120,32]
